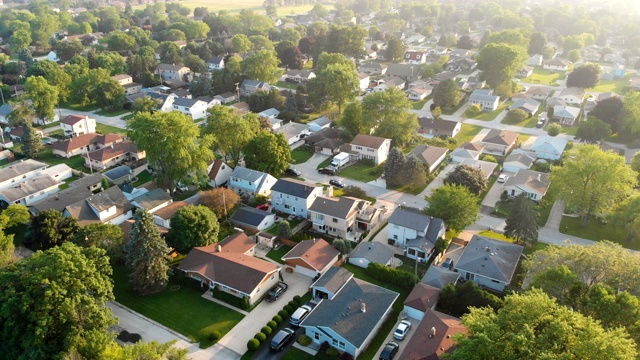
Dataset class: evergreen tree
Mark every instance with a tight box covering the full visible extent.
[384,148,406,188]
[125,209,171,295]
[503,194,539,246]
[21,122,43,158]
[401,155,427,188]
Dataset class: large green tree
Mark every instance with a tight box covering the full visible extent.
[308,62,359,113]
[477,42,526,89]
[0,243,115,359]
[551,145,637,226]
[621,90,640,138]
[362,88,418,146]
[424,184,479,232]
[27,209,79,249]
[566,63,602,88]
[340,101,365,136]
[385,37,405,62]
[0,215,15,267]
[443,165,487,196]
[204,106,260,165]
[432,78,461,109]
[449,289,637,360]
[437,281,504,318]
[127,111,215,194]
[384,148,406,188]
[7,103,35,127]
[590,96,623,133]
[241,50,282,84]
[243,131,292,174]
[21,122,43,158]
[166,205,220,254]
[576,117,612,143]
[609,195,640,242]
[72,223,125,260]
[101,340,188,360]
[503,193,539,246]
[55,39,84,62]
[125,209,171,295]
[25,76,59,124]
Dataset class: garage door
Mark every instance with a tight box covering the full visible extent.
[296,265,318,278]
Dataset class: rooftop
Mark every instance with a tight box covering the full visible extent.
[271,178,320,199]
[351,134,389,149]
[282,239,340,271]
[455,235,524,283]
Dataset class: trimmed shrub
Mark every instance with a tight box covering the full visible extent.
[366,262,418,289]
[208,330,221,342]
[326,347,339,357]
[267,320,278,330]
[547,123,562,136]
[287,300,297,308]
[261,326,273,336]
[278,309,289,318]
[284,304,294,314]
[298,334,312,346]
[254,332,267,343]
[241,296,250,310]
[293,295,302,307]
[272,315,283,325]
[247,338,260,351]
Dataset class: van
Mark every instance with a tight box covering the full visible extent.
[290,305,312,326]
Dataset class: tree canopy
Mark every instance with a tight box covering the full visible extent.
[27,209,79,249]
[590,96,623,133]
[576,117,612,143]
[424,184,479,232]
[204,106,260,165]
[361,87,418,146]
[432,78,462,109]
[241,50,282,84]
[443,165,487,196]
[198,188,241,218]
[72,223,125,260]
[243,131,292,174]
[166,205,220,254]
[503,193,539,246]
[477,43,526,89]
[566,63,602,88]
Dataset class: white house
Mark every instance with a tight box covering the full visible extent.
[553,105,581,126]
[480,129,519,156]
[64,186,134,226]
[408,144,448,173]
[350,134,391,165]
[404,50,427,65]
[503,169,551,201]
[206,159,233,188]
[387,207,446,262]
[469,89,500,111]
[408,87,432,101]
[0,159,49,190]
[155,64,191,81]
[543,58,571,71]
[373,77,405,92]
[230,207,276,231]
[527,54,543,66]
[229,166,276,199]
[207,56,225,71]
[111,74,142,95]
[274,122,311,145]
[558,87,586,105]
[309,196,381,242]
[0,176,60,206]
[308,116,331,133]
[358,72,370,91]
[60,114,96,137]
[450,142,483,163]
[172,98,208,120]
[502,153,535,173]
[270,178,322,219]
[454,235,524,292]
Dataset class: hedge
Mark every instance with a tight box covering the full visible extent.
[366,262,418,289]
[293,295,302,307]
[261,326,273,336]
[284,304,294,314]
[272,315,283,325]
[278,309,289,318]
[247,338,260,351]
[254,332,267,343]
[267,320,278,330]
[298,334,312,346]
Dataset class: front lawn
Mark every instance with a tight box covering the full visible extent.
[316,156,333,169]
[42,121,61,129]
[387,180,429,195]
[517,134,531,145]
[95,108,130,117]
[558,124,578,136]
[411,98,429,110]
[291,145,314,164]
[592,73,633,94]
[133,170,152,187]
[276,81,298,90]
[266,245,292,264]
[339,161,384,183]
[96,123,126,134]
[520,68,566,86]
[537,182,559,226]
[465,102,511,121]
[111,263,244,346]
[501,114,539,128]
[22,147,87,171]
[559,216,633,249]
[452,124,483,149]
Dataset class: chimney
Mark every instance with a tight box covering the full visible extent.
[430,327,436,337]
[537,173,541,181]
[361,302,366,313]
[216,244,222,252]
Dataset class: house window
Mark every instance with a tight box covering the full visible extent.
[284,204,290,209]
[355,146,363,150]
[393,235,398,240]
[314,332,320,340]
[317,214,324,220]
[465,272,475,281]
[332,339,338,346]
[408,248,416,256]
[339,341,346,349]
[279,194,283,198]
[332,218,338,223]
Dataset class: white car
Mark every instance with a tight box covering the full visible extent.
[393,320,412,340]
[498,174,509,183]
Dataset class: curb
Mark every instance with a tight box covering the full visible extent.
[108,301,194,343]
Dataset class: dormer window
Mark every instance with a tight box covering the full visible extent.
[416,54,421,59]
[405,54,410,58]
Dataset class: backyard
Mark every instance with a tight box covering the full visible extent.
[111,263,244,347]
[265,245,292,264]
[411,98,429,110]
[453,124,483,148]
[559,216,633,249]
[501,113,539,128]
[96,123,126,134]
[16,146,87,171]
[520,68,566,86]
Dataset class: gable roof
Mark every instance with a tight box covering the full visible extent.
[404,283,440,312]
[558,86,586,98]
[469,89,499,102]
[157,63,189,72]
[61,114,90,126]
[526,86,553,97]
[304,127,341,145]
[153,200,187,220]
[531,135,568,153]
[282,239,340,271]
[408,144,448,167]
[459,159,499,178]
[417,118,458,135]
[173,98,205,108]
[207,56,224,65]
[65,186,134,226]
[386,63,420,78]
[51,133,124,153]
[230,206,274,228]
[421,266,461,289]
[544,58,571,67]
[503,169,551,195]
[349,241,394,264]
[217,232,256,254]
[230,166,267,183]
[102,165,132,181]
[504,153,535,167]
[512,98,540,113]
[553,105,580,118]
[132,188,172,210]
[351,134,389,149]
[271,178,320,199]
[274,122,309,140]
[0,176,58,202]
[309,196,365,219]
[0,159,47,183]
[313,267,353,294]
[388,207,432,232]
[455,235,524,283]
[208,159,230,180]
[399,309,466,360]
[481,129,518,146]
[9,126,43,138]
[87,140,139,162]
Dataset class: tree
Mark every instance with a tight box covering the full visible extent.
[7,104,35,127]
[94,77,125,111]
[401,155,427,188]
[72,223,125,260]
[248,89,285,113]
[127,111,215,194]
[448,290,638,360]
[576,117,612,143]
[166,205,220,254]
[157,41,182,65]
[528,32,547,55]
[621,90,640,138]
[10,29,31,53]
[107,31,137,54]
[457,34,475,49]
[0,243,115,359]
[361,88,418,146]
[3,204,30,228]
[204,106,259,164]
[25,76,58,124]
[609,196,640,242]
[567,49,581,63]
[132,96,159,113]
[332,238,351,255]
[385,38,405,63]
[340,101,364,136]
[27,209,79,249]
[97,52,128,76]
[275,41,303,70]
[551,145,636,226]
[243,131,292,175]
[547,123,562,136]
[198,188,240,218]
[477,43,526,89]
[424,184,479,232]
[230,34,252,54]
[437,281,504,318]
[55,39,84,62]
[503,108,528,124]
[443,165,487,196]
[503,194,539,246]
[432,78,462,109]
[566,63,602,88]
[125,209,171,296]
[21,122,43,158]
[249,35,274,52]
[0,222,14,267]
[242,50,282,84]
[590,96,623,132]
[308,62,359,113]
[309,3,329,19]
[384,148,406,188]
[278,220,292,239]
[632,152,640,183]
[101,340,188,360]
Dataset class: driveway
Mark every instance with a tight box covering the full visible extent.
[420,162,456,198]
[372,317,417,360]
[480,177,510,209]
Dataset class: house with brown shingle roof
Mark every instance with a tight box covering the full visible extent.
[207,159,233,188]
[8,126,44,141]
[178,232,280,305]
[84,140,145,171]
[51,133,124,158]
[503,169,551,201]
[281,238,340,278]
[349,134,391,165]
[63,186,134,226]
[152,200,188,228]
[480,129,518,155]
[397,309,466,360]
[417,117,461,139]
[403,283,440,320]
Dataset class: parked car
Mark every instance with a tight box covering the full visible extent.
[393,320,412,341]
[329,179,345,188]
[442,257,454,270]
[290,305,313,326]
[269,328,295,352]
[379,341,400,360]
[318,167,336,175]
[266,282,288,302]
[498,174,508,183]
[536,119,546,128]
[284,167,301,177]
[256,203,269,211]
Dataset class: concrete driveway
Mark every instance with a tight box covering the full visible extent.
[372,316,417,360]
[420,162,456,198]
[480,177,509,210]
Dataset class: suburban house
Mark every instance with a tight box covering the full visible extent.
[360,62,387,75]
[27,173,102,215]
[302,269,399,359]
[511,98,540,116]
[281,238,340,278]
[358,73,370,91]
[130,188,172,213]
[0,164,71,206]
[304,128,345,155]
[309,196,381,241]
[155,64,191,81]
[516,66,534,78]
[553,105,581,126]
[387,207,446,262]
[206,56,225,71]
[446,57,477,73]
[543,58,571,71]
[60,114,96,137]
[421,265,460,289]
[502,153,535,173]
[258,108,280,119]
[64,186,134,226]
[228,166,276,199]
[527,54,543,66]
[308,116,331,133]
[0,104,12,123]
[207,159,233,188]
[408,87,432,100]
[349,134,391,165]
[403,283,440,321]
[597,91,618,102]
[373,77,405,92]
[214,92,237,104]
[503,169,551,201]
[408,144,449,172]
[8,126,44,141]
[172,98,208,120]
[385,63,421,83]
[526,135,568,160]
[450,142,483,163]
[152,200,188,228]
[525,86,553,100]
[480,129,518,156]
[111,74,142,95]
[285,70,316,83]
[51,133,124,158]
[84,140,145,171]
[454,235,524,292]
[469,89,500,111]
[103,166,132,185]
[404,50,427,65]
[417,117,461,138]
[459,159,498,179]
[348,241,394,269]
[240,79,271,97]
[274,122,311,145]
[230,206,276,231]
[270,178,322,218]
[558,87,586,105]
[398,309,467,360]
[178,232,280,306]
[196,96,222,109]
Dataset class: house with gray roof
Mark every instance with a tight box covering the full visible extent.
[348,241,394,269]
[481,129,518,155]
[558,87,586,105]
[240,79,271,97]
[503,169,551,201]
[360,62,387,76]
[387,207,445,262]
[408,144,449,172]
[304,127,344,155]
[274,121,310,145]
[403,283,440,321]
[385,63,421,82]
[309,196,381,242]
[301,272,399,358]
[311,267,353,300]
[230,206,276,231]
[308,116,331,133]
[28,173,102,215]
[0,103,13,123]
[417,117,461,139]
[131,188,172,213]
[511,98,540,116]
[206,56,225,71]
[229,166,276,200]
[102,165,132,185]
[172,98,208,120]
[0,159,49,190]
[207,159,233,188]
[459,159,499,179]
[258,108,280,119]
[63,186,134,227]
[553,105,581,126]
[469,89,500,111]
[270,178,322,218]
[421,266,460,289]
[527,135,568,160]
[502,153,535,173]
[0,175,60,206]
[455,235,524,292]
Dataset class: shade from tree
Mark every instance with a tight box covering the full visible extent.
[437,281,504,318]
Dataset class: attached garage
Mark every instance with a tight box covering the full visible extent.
[281,239,340,278]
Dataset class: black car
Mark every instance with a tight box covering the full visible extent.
[329,179,345,188]
[284,167,301,177]
[266,281,288,302]
[269,328,295,352]
[379,341,400,360]
[318,167,336,175]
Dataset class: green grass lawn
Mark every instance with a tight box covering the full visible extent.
[339,161,384,183]
[517,134,531,145]
[537,182,559,226]
[48,129,65,136]
[282,348,333,360]
[387,180,429,195]
[521,68,566,86]
[111,263,244,345]
[95,108,130,117]
[121,113,135,121]
[465,102,511,121]
[501,114,539,128]
[441,98,467,115]
[592,73,633,94]
[24,147,86,171]
[62,103,99,112]
[559,216,633,249]
[291,146,314,164]
[559,124,578,136]
[96,123,125,134]
[411,98,429,110]
[276,81,299,90]
[316,156,333,170]
[453,124,483,148]
[133,170,152,187]
[266,245,292,264]
[42,121,60,129]
[477,230,548,255]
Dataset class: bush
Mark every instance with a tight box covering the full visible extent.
[365,262,418,289]
[547,123,562,136]
[293,295,302,307]
[480,154,497,163]
[254,332,267,343]
[241,296,250,310]
[272,315,283,325]
[288,300,297,308]
[208,330,221,342]
[503,108,528,124]
[467,103,482,116]
[267,320,278,330]
[341,353,354,360]
[261,326,272,336]
[247,338,260,351]
[278,309,289,318]
[284,304,294,314]
[326,347,339,357]
[298,334,312,346]
[343,185,367,199]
